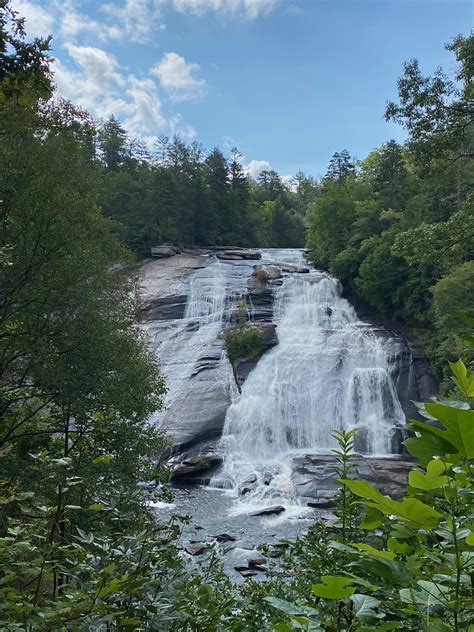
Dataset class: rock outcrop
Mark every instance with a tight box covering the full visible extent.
[151,245,182,258]
[231,323,278,389]
[216,249,262,261]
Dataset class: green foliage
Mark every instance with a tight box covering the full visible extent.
[221,302,264,363]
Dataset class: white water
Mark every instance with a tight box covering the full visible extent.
[214,249,405,515]
[144,248,405,516]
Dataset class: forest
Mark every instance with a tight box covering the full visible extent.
[0,0,473,629]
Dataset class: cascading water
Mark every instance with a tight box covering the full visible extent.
[214,249,405,514]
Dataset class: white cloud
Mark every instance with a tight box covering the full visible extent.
[101,0,163,43]
[11,0,54,37]
[52,46,194,144]
[168,0,277,19]
[244,159,270,179]
[152,52,206,102]
[58,0,121,42]
[281,174,296,190]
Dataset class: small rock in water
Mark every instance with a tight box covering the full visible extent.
[248,557,267,570]
[214,533,236,542]
[250,505,285,517]
[185,543,206,556]
[307,498,336,509]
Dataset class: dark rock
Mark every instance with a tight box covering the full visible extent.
[307,498,336,509]
[248,557,267,569]
[214,533,236,542]
[151,245,181,258]
[250,505,285,517]
[216,249,262,261]
[171,455,223,481]
[232,324,278,388]
[143,294,188,321]
[185,543,206,556]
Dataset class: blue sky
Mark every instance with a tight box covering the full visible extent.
[13,0,472,178]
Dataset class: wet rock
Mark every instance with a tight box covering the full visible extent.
[232,324,278,388]
[279,263,310,273]
[307,497,336,509]
[214,533,236,542]
[151,245,182,258]
[171,455,223,481]
[216,249,262,261]
[248,557,267,570]
[252,265,282,281]
[185,543,206,556]
[144,294,188,321]
[250,505,285,517]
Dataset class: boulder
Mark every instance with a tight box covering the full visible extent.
[250,505,285,517]
[216,250,262,261]
[214,533,236,543]
[185,543,206,556]
[252,265,282,281]
[151,245,181,258]
[171,455,223,481]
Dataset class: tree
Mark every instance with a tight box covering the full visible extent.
[386,33,474,177]
[98,115,129,171]
[0,0,52,103]
[325,149,355,183]
[432,260,474,360]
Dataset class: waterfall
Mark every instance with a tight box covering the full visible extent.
[214,250,405,512]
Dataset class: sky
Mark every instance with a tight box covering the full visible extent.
[12,0,472,179]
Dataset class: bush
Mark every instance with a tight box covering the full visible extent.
[221,325,264,363]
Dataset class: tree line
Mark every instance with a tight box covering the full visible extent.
[97,120,311,254]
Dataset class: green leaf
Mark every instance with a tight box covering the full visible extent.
[355,556,410,584]
[353,543,395,560]
[312,576,355,600]
[360,506,385,530]
[265,597,319,618]
[408,459,449,490]
[404,430,456,465]
[350,594,383,621]
[341,479,442,527]
[449,359,474,396]
[399,580,450,608]
[424,403,474,458]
